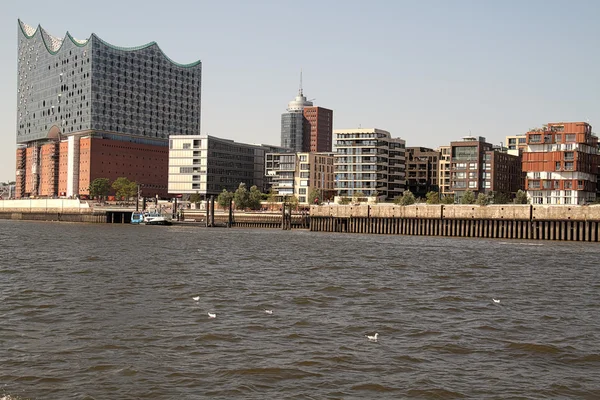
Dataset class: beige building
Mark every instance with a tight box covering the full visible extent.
[505,134,527,156]
[437,146,453,196]
[265,152,335,205]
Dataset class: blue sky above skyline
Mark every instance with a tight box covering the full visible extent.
[1,0,599,182]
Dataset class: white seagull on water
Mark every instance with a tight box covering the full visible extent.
[264,309,273,315]
[208,312,216,318]
[366,333,379,342]
[493,299,500,303]
[193,296,200,302]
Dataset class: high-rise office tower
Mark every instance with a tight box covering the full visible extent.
[280,74,332,152]
[15,20,202,199]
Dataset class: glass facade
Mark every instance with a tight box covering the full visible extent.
[17,20,202,145]
[281,112,304,152]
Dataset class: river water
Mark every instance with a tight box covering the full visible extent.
[0,220,599,399]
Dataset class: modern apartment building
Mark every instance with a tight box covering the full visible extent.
[405,147,439,198]
[15,20,201,199]
[334,128,406,202]
[265,152,335,205]
[450,136,521,201]
[437,146,453,197]
[168,135,266,197]
[522,122,599,204]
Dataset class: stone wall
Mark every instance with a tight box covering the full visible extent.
[310,204,600,221]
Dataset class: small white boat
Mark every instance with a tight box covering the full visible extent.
[143,211,173,226]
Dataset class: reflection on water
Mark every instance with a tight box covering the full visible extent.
[1,220,599,399]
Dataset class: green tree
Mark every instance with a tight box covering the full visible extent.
[489,191,510,204]
[217,189,234,209]
[476,192,490,206]
[112,177,137,202]
[460,190,476,204]
[285,195,299,211]
[89,178,111,202]
[395,190,416,205]
[426,191,440,204]
[308,188,321,205]
[266,187,278,207]
[441,194,455,204]
[248,185,263,210]
[234,183,249,210]
[514,189,528,204]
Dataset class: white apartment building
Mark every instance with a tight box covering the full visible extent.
[334,128,406,202]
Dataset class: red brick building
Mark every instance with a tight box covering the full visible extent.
[15,134,169,199]
[522,122,599,204]
[302,106,333,152]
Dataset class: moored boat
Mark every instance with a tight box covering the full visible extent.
[131,211,144,224]
[143,211,173,226]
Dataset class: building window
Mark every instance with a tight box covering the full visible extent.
[530,134,541,143]
[555,161,561,171]
[469,163,478,169]
[565,162,574,171]
[555,134,562,142]
[183,143,191,149]
[565,152,574,161]
[298,188,307,195]
[468,181,477,188]
[564,181,572,189]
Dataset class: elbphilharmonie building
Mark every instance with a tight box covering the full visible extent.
[15,20,202,199]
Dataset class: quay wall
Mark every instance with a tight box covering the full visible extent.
[309,204,600,242]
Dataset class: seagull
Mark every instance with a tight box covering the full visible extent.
[192,296,200,301]
[493,299,500,303]
[208,312,216,318]
[366,333,379,342]
[264,309,273,315]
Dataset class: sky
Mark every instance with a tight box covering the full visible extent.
[1,0,599,182]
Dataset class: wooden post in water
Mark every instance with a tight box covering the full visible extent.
[205,197,210,227]
[210,196,215,227]
[281,196,286,230]
[228,199,233,227]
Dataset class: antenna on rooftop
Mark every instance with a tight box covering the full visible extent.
[299,68,303,96]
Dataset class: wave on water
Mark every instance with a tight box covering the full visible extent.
[407,388,466,398]
[220,367,322,380]
[351,383,402,392]
[506,342,563,354]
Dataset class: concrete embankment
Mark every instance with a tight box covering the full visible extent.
[309,204,600,242]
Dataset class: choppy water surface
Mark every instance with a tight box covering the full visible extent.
[0,220,599,399]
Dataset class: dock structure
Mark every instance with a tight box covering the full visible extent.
[2,199,600,241]
[309,204,600,242]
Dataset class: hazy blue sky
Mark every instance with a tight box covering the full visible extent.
[1,0,599,182]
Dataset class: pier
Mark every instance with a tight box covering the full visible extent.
[309,204,600,242]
